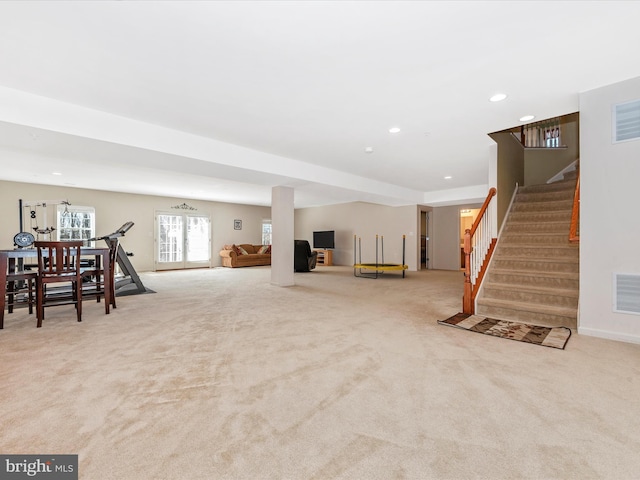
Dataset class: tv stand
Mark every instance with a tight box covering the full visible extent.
[315,249,333,266]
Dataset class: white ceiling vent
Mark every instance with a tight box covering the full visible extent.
[613,273,640,315]
[613,99,640,143]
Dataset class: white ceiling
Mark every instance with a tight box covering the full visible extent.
[1,1,639,208]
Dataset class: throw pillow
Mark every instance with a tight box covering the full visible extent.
[266,245,272,254]
[236,245,249,255]
[257,245,270,254]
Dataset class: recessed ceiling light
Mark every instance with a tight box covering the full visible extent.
[388,127,401,134]
[52,172,62,176]
[519,115,535,122]
[364,147,374,153]
[489,93,507,102]
[444,176,452,180]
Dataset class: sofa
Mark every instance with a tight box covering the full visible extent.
[219,244,271,268]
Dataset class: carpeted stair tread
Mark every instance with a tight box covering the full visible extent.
[495,245,579,258]
[500,232,569,244]
[519,180,576,193]
[511,200,573,212]
[496,243,578,251]
[483,282,578,298]
[493,255,578,264]
[482,284,578,309]
[513,201,574,210]
[507,211,573,222]
[475,303,576,328]
[488,267,579,280]
[499,233,574,245]
[506,220,572,226]
[515,192,574,203]
[503,222,574,233]
[491,260,578,274]
[486,270,579,290]
[476,297,577,318]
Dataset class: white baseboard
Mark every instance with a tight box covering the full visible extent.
[578,327,640,344]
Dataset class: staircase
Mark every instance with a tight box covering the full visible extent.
[476,172,579,328]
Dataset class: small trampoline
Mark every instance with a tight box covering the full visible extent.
[353,234,408,278]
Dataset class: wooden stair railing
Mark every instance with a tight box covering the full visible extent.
[463,187,497,314]
[569,173,580,243]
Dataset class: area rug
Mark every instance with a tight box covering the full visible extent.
[437,313,571,349]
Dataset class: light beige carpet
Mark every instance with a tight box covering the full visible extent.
[1,266,640,479]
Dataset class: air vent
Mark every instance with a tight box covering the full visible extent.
[613,273,640,315]
[613,99,640,143]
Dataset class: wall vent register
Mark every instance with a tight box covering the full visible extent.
[613,273,640,315]
[613,99,640,143]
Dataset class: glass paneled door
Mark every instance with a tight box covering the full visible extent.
[155,212,211,270]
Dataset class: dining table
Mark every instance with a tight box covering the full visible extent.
[0,246,112,329]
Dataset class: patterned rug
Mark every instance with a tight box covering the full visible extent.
[438,313,571,349]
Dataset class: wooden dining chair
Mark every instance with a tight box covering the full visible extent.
[1,260,38,329]
[35,241,84,327]
[82,237,119,309]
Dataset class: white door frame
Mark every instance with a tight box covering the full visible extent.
[154,211,211,271]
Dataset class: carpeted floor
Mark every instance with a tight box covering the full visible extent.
[1,266,640,479]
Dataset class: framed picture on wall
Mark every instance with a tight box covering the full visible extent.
[234,219,242,230]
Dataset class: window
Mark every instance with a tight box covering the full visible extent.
[57,205,95,243]
[262,220,272,245]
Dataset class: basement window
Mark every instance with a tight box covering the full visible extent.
[262,220,272,245]
[57,205,95,243]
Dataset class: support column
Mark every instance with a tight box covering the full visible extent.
[271,186,295,287]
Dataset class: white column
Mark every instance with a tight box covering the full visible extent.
[271,186,295,287]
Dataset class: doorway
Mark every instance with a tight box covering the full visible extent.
[420,210,430,270]
[459,208,480,268]
[155,212,211,270]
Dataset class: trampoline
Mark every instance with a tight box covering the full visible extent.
[353,234,408,278]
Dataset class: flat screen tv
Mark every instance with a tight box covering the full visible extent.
[313,230,335,249]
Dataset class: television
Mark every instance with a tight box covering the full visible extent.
[313,230,335,249]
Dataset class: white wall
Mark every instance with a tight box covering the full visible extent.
[0,180,271,272]
[579,76,640,343]
[294,202,418,270]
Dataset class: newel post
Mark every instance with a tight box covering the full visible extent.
[462,228,473,314]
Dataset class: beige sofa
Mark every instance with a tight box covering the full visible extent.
[219,244,271,268]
